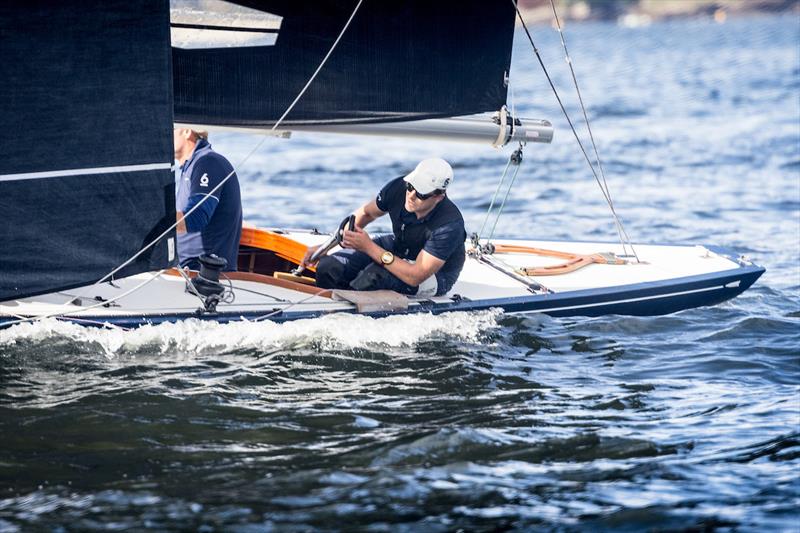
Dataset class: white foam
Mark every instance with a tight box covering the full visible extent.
[0,310,501,358]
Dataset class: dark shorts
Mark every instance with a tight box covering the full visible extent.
[315,235,425,295]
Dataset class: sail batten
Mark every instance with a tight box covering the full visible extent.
[0,163,173,182]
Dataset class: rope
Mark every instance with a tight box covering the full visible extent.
[176,265,209,306]
[547,0,639,262]
[252,288,334,322]
[486,151,524,243]
[11,0,365,328]
[477,157,514,240]
[0,309,28,321]
[511,0,639,261]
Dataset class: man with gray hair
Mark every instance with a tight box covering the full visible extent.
[301,158,466,297]
[173,127,242,271]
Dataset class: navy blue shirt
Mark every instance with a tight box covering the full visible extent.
[376,177,466,294]
[175,139,242,271]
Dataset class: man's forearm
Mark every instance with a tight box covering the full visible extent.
[181,194,219,233]
[363,242,432,286]
[176,211,187,234]
[354,206,376,228]
[355,200,386,228]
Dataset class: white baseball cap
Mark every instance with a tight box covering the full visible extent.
[403,158,454,195]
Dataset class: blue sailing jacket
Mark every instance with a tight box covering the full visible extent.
[175,139,242,271]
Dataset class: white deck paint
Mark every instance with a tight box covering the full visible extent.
[1,234,743,320]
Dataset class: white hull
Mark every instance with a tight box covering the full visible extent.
[0,232,763,329]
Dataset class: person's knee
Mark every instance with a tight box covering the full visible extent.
[316,255,349,289]
[416,275,438,297]
[349,263,391,291]
[349,263,419,295]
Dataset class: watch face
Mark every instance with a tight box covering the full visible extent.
[381,251,394,264]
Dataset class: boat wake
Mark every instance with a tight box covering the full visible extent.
[0,310,503,358]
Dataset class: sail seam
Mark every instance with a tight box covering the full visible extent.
[0,163,172,182]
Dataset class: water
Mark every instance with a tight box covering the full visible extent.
[2,14,799,531]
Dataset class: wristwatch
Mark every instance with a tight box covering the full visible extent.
[380,250,395,266]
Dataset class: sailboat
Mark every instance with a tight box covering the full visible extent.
[0,0,764,329]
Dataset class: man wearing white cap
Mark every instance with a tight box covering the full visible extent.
[302,158,466,297]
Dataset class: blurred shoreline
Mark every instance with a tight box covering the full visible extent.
[518,0,799,26]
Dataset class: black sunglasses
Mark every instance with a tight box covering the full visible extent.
[405,182,438,200]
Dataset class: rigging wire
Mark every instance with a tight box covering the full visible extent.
[486,147,524,243]
[509,72,517,127]
[9,0,366,328]
[252,288,332,322]
[221,273,289,303]
[510,0,639,261]
[477,156,514,240]
[475,144,525,247]
[547,0,638,261]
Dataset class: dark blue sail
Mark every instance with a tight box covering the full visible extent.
[0,0,176,302]
[0,0,515,303]
[173,0,517,127]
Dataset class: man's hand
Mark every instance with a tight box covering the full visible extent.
[300,244,321,269]
[341,226,375,253]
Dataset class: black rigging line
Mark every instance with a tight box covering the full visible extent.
[548,0,638,261]
[510,0,639,261]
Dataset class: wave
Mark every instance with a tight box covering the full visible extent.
[711,432,800,464]
[589,104,647,119]
[370,428,678,468]
[697,316,800,342]
[0,310,503,359]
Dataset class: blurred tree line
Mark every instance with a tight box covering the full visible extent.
[516,0,797,21]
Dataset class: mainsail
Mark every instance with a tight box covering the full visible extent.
[0,0,517,303]
[0,0,175,302]
[173,0,517,127]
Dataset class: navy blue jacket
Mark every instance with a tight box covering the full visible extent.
[175,139,242,271]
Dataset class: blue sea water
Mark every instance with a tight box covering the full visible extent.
[1,13,799,532]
